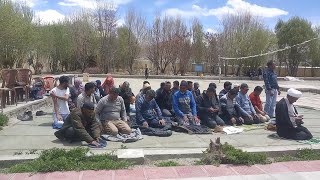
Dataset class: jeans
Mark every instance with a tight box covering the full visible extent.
[162,109,174,117]
[264,89,278,117]
[53,113,69,129]
[201,115,225,128]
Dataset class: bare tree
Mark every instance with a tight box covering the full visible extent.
[205,32,219,74]
[147,16,161,74]
[125,8,147,74]
[94,1,118,73]
[220,12,273,76]
[69,12,97,72]
[191,18,205,63]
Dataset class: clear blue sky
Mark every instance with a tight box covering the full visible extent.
[19,0,320,31]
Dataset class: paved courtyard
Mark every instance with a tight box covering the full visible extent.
[0,77,320,157]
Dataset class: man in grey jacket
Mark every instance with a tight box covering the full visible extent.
[96,87,132,136]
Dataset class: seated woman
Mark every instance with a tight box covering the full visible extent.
[119,81,135,116]
[275,88,313,140]
[101,75,114,95]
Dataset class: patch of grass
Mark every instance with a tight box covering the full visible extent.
[0,113,9,127]
[14,151,23,156]
[3,147,131,173]
[275,148,320,162]
[26,149,38,155]
[156,161,180,167]
[199,144,269,166]
[120,144,128,149]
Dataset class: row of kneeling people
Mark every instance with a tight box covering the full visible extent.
[51,76,313,148]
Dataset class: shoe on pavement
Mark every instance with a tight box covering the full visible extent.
[17,111,33,121]
[36,111,47,116]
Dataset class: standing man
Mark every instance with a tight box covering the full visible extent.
[173,80,200,126]
[95,87,132,136]
[264,60,280,118]
[50,76,70,129]
[276,88,312,140]
[145,64,149,79]
[77,82,97,108]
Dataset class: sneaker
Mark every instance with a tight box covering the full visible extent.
[36,111,47,116]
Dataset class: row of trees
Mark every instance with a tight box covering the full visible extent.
[0,0,319,76]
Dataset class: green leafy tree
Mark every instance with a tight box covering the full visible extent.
[275,17,316,76]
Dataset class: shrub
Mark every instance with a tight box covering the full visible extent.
[4,147,131,173]
[156,161,180,167]
[0,113,9,127]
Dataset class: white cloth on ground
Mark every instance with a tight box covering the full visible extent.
[223,126,244,135]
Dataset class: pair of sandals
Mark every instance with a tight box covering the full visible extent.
[88,138,107,148]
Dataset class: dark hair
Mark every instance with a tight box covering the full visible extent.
[143,81,150,85]
[207,87,216,93]
[59,76,70,84]
[173,80,179,86]
[240,83,249,89]
[160,82,165,88]
[81,102,95,110]
[109,87,119,95]
[254,86,263,92]
[229,88,238,95]
[180,80,188,87]
[187,81,193,85]
[165,81,171,84]
[146,89,156,98]
[96,80,101,85]
[224,81,232,88]
[85,82,96,91]
[209,83,217,89]
[267,60,274,67]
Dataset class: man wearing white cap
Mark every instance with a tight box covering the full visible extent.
[275,88,313,140]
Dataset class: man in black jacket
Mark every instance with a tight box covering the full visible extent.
[196,87,225,128]
[156,81,174,117]
[275,88,312,140]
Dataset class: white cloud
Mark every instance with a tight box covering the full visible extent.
[163,0,288,18]
[58,0,132,9]
[12,0,48,7]
[35,10,65,24]
[206,28,217,34]
[117,18,125,27]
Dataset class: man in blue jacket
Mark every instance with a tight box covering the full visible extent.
[173,80,200,126]
[263,60,280,117]
[136,89,167,128]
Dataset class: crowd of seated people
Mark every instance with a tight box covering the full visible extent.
[52,74,313,147]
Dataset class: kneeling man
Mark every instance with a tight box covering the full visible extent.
[136,89,167,128]
[96,87,132,136]
[275,88,313,140]
[54,102,105,148]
